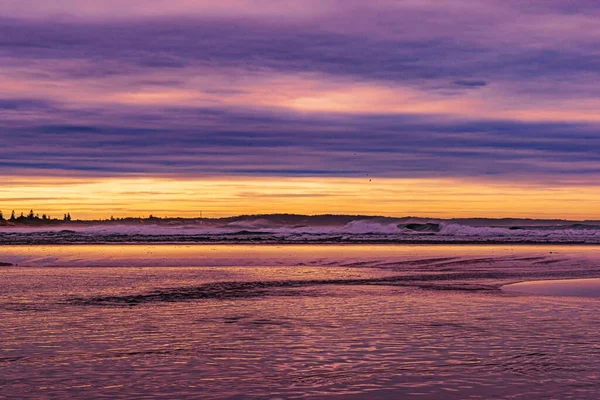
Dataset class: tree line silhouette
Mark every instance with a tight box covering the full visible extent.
[0,211,175,224]
[0,210,71,223]
[0,211,209,225]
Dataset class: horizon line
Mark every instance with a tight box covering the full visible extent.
[1,212,599,224]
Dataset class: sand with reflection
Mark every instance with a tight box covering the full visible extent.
[2,244,600,399]
[503,278,600,297]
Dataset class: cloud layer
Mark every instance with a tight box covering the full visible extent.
[1,0,599,184]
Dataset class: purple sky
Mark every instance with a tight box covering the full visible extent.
[1,0,599,185]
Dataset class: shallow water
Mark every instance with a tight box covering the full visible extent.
[1,244,600,399]
[503,278,600,298]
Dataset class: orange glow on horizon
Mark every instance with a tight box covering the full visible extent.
[1,176,599,220]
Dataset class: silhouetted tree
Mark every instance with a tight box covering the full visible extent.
[28,210,35,220]
[63,213,72,221]
[0,210,3,221]
[10,210,16,221]
[42,214,47,220]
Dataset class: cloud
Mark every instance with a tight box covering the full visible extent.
[0,98,52,110]
[1,103,599,183]
[454,80,487,88]
[2,3,599,90]
[0,1,599,187]
[0,0,335,20]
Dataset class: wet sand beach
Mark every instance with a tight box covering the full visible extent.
[1,244,600,399]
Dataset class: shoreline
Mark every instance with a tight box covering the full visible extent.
[1,240,600,246]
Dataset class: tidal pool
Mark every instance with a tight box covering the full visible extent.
[503,278,600,298]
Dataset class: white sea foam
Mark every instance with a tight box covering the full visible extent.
[1,217,599,243]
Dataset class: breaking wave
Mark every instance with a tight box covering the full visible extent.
[1,216,600,244]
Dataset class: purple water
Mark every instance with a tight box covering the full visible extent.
[1,244,600,399]
[504,278,600,297]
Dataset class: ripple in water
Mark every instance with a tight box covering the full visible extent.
[2,244,600,399]
[503,278,600,297]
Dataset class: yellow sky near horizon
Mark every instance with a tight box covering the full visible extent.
[1,176,599,220]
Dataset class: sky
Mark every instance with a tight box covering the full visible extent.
[1,0,599,219]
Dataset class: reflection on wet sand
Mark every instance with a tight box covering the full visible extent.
[1,244,600,399]
[503,278,600,297]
